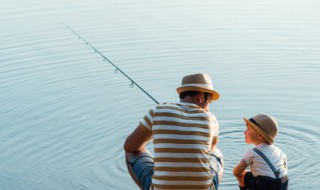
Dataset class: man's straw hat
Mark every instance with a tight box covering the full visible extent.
[244,113,278,144]
[176,73,220,101]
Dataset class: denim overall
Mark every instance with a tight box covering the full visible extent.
[241,148,289,190]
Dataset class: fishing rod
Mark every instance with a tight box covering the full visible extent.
[62,22,159,104]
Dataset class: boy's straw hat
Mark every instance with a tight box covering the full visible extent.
[176,73,220,101]
[244,113,278,144]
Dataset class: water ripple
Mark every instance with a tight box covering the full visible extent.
[1,0,320,189]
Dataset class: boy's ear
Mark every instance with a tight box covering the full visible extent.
[258,133,264,139]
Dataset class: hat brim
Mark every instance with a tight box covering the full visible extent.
[243,118,274,144]
[176,86,220,101]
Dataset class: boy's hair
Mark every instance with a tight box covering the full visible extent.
[247,123,270,144]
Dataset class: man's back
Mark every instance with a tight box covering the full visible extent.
[141,102,219,189]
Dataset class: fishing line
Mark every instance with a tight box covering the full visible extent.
[62,22,159,104]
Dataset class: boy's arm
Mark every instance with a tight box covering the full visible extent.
[233,160,248,187]
[233,159,247,176]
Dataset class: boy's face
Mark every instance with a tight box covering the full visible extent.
[244,122,260,145]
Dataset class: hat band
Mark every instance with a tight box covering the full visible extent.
[249,118,262,129]
[180,83,213,90]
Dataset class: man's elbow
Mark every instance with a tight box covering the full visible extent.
[123,137,132,153]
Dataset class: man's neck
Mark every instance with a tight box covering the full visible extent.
[180,97,209,112]
[180,97,196,104]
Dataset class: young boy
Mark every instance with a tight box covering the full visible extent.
[233,113,289,190]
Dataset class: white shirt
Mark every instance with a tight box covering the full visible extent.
[243,143,288,178]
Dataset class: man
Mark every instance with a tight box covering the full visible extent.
[124,73,223,190]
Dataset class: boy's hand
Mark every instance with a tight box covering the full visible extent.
[238,170,247,187]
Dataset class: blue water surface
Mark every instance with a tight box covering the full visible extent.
[1,0,320,189]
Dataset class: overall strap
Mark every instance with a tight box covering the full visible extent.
[253,148,280,179]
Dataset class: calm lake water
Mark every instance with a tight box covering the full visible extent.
[1,0,319,189]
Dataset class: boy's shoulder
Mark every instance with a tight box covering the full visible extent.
[256,143,287,159]
[243,143,286,165]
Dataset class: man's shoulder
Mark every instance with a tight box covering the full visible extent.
[159,102,177,106]
[157,102,179,109]
[158,102,193,109]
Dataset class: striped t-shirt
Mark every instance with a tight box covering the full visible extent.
[140,102,219,190]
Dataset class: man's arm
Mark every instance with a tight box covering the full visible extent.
[124,123,153,187]
[211,136,218,150]
[124,123,153,153]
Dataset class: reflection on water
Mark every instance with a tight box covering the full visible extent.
[1,0,320,189]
